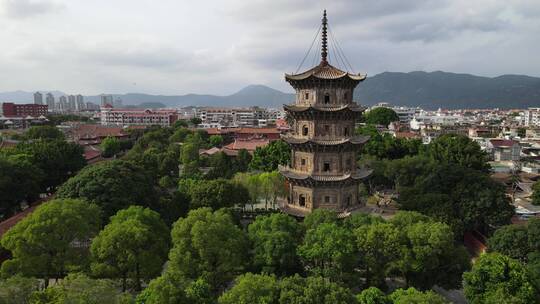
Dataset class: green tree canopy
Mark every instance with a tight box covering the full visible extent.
[30,273,132,304]
[168,208,249,293]
[488,224,530,262]
[0,199,101,284]
[209,135,224,147]
[363,107,399,126]
[248,213,303,276]
[56,160,157,220]
[0,155,43,217]
[25,125,65,140]
[0,275,40,304]
[397,162,513,236]
[426,134,490,172]
[355,222,401,288]
[298,223,357,283]
[183,178,250,210]
[389,287,448,304]
[279,275,357,304]
[91,206,170,291]
[218,273,280,304]
[136,272,213,304]
[356,125,423,160]
[302,209,339,231]
[391,215,471,290]
[532,181,540,206]
[463,253,537,304]
[5,139,86,191]
[356,287,390,304]
[249,140,290,172]
[101,136,121,158]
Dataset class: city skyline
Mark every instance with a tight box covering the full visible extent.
[0,0,539,95]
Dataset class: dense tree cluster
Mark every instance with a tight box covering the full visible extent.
[0,126,86,217]
[360,131,513,237]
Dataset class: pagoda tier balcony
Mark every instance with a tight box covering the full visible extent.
[284,103,365,113]
[282,134,370,146]
[278,165,372,186]
[284,104,365,120]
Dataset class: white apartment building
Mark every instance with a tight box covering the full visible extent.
[524,108,540,126]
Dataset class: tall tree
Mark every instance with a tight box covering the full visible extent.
[56,160,157,221]
[25,125,65,140]
[426,134,490,172]
[355,222,401,288]
[298,223,357,283]
[0,199,101,285]
[30,273,132,303]
[389,287,448,304]
[136,272,213,304]
[248,213,303,276]
[8,139,86,191]
[279,275,357,304]
[188,178,250,210]
[393,218,470,289]
[488,224,530,262]
[101,136,121,158]
[463,253,537,304]
[168,208,249,293]
[249,140,290,172]
[0,155,44,217]
[218,273,280,304]
[356,287,391,304]
[91,206,170,291]
[363,107,399,126]
[0,276,40,303]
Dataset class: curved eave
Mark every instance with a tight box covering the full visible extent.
[283,104,365,113]
[285,73,366,82]
[279,166,373,182]
[282,135,370,145]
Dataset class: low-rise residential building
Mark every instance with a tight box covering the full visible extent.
[487,139,521,161]
[100,107,178,127]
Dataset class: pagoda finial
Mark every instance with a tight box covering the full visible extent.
[321,10,328,64]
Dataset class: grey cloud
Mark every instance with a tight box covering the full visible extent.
[0,0,62,18]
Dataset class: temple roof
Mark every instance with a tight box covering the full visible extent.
[278,165,372,182]
[282,135,370,145]
[285,62,366,82]
[283,103,365,113]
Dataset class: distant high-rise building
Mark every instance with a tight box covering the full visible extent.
[68,95,76,110]
[76,94,85,111]
[58,96,68,112]
[100,94,114,107]
[525,108,540,126]
[45,93,55,111]
[34,92,43,105]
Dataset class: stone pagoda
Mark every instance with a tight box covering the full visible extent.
[279,10,371,216]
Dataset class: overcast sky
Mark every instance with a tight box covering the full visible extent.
[1,0,539,95]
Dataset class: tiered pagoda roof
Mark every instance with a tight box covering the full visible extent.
[285,61,366,83]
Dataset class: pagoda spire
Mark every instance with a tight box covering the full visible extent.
[321,10,328,64]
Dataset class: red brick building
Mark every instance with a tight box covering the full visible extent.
[2,103,48,117]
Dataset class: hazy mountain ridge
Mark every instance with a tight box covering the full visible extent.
[2,72,540,110]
